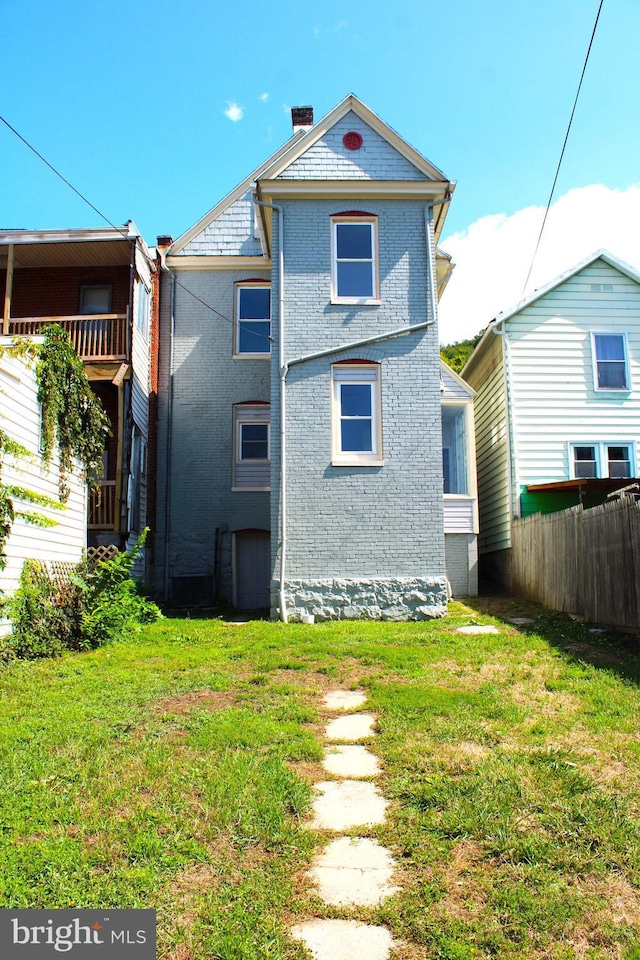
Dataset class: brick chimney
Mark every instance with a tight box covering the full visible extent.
[291,106,314,133]
[156,235,173,248]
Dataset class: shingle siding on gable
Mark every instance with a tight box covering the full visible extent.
[279,111,430,181]
[182,190,263,256]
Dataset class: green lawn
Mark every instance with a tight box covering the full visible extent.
[2,599,640,959]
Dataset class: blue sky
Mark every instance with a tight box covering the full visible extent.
[1,0,638,341]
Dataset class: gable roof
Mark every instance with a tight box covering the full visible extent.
[260,94,450,183]
[440,358,476,398]
[494,249,640,326]
[168,131,306,256]
[462,249,640,380]
[169,94,454,257]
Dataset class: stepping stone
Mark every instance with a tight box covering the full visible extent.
[308,836,399,906]
[325,713,376,741]
[323,690,367,711]
[310,780,387,830]
[456,625,500,635]
[508,617,535,625]
[323,744,380,778]
[291,919,394,960]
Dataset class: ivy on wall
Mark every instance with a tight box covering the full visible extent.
[0,326,110,571]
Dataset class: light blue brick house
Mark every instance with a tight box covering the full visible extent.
[155,95,477,618]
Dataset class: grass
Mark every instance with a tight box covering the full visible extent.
[1,598,640,957]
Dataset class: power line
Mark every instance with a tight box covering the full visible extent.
[0,113,273,346]
[521,0,605,297]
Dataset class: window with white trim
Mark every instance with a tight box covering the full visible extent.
[592,333,630,390]
[570,442,634,479]
[233,403,270,490]
[235,283,271,356]
[331,216,378,302]
[331,363,382,465]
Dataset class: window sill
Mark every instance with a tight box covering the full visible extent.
[330,297,381,306]
[231,487,271,492]
[233,353,271,360]
[331,458,384,468]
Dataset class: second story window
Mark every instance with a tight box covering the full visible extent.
[80,284,112,315]
[136,280,150,339]
[331,216,378,303]
[592,333,629,390]
[235,283,271,357]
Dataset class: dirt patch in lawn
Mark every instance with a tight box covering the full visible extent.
[155,690,237,715]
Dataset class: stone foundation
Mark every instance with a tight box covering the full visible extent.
[274,577,448,621]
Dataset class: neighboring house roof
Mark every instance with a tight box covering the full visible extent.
[439,357,476,398]
[168,93,455,259]
[0,223,153,270]
[462,249,640,379]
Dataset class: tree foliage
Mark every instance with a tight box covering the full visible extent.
[440,329,485,374]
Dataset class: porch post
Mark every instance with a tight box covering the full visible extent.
[3,244,14,335]
[114,382,126,533]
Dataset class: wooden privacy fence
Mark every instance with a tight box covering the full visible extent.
[511,497,640,632]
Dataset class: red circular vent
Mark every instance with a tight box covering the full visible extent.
[342,131,363,151]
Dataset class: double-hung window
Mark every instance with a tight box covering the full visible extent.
[331,363,382,465]
[235,283,271,357]
[233,403,270,490]
[331,216,378,303]
[592,333,630,390]
[570,442,634,479]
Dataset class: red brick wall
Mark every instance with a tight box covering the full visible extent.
[1,265,130,317]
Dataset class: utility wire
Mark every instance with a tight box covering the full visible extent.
[521,0,605,297]
[0,114,273,345]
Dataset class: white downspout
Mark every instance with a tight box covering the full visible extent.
[254,198,288,622]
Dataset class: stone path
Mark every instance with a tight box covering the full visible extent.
[290,689,398,960]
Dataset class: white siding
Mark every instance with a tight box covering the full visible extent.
[508,260,640,489]
[0,340,86,617]
[443,497,477,533]
[464,331,511,553]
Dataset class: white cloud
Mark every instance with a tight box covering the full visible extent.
[438,184,640,344]
[333,20,348,31]
[313,26,320,39]
[259,92,269,102]
[224,101,243,122]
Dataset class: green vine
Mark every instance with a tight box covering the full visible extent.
[36,326,110,502]
[0,327,109,573]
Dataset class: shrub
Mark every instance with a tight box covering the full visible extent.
[4,531,161,660]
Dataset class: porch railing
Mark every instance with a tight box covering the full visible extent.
[88,481,117,530]
[8,315,127,361]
